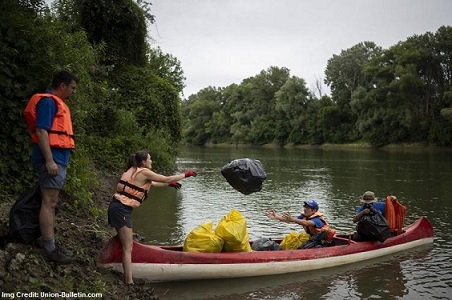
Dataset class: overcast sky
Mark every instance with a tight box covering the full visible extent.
[149,0,452,97]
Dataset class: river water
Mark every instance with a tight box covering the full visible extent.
[132,145,452,300]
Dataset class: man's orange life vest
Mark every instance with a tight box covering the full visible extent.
[114,167,152,208]
[24,93,75,149]
[301,212,336,242]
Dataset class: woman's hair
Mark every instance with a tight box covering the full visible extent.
[126,150,149,170]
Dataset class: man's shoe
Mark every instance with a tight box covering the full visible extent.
[55,243,74,257]
[41,248,72,264]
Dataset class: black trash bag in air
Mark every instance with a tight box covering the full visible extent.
[221,158,266,195]
[251,238,282,251]
[8,183,42,244]
[356,205,391,242]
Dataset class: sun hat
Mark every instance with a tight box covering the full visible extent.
[303,199,319,210]
[360,191,378,203]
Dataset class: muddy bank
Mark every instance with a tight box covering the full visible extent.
[0,174,158,300]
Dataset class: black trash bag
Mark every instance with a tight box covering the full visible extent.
[298,231,327,249]
[251,238,282,251]
[221,158,266,195]
[8,183,42,244]
[356,205,391,242]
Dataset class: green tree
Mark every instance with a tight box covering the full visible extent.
[357,28,452,146]
[232,66,291,145]
[56,0,184,170]
[325,42,382,104]
[183,87,223,145]
[324,42,382,143]
[205,85,238,144]
[148,47,186,95]
[274,76,312,145]
[63,0,148,66]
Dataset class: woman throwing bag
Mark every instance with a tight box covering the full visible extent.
[108,150,197,285]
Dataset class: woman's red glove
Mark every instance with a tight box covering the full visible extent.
[184,170,197,178]
[168,182,182,189]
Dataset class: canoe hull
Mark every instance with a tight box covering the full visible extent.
[99,216,434,282]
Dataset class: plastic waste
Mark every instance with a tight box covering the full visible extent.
[221,158,266,195]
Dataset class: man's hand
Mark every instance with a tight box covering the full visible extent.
[282,212,294,222]
[46,160,59,176]
[266,210,277,219]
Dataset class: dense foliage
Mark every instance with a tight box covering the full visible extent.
[182,27,452,147]
[2,0,452,202]
[0,0,185,198]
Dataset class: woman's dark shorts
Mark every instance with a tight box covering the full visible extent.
[108,198,133,229]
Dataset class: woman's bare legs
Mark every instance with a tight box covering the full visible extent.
[116,226,134,285]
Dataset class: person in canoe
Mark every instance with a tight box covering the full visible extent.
[266,199,336,247]
[353,191,386,221]
[352,191,391,242]
[107,150,197,285]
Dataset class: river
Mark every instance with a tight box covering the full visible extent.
[132,145,452,300]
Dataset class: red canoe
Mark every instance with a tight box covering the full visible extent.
[98,216,434,282]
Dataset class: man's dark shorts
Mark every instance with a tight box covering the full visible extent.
[108,198,133,229]
[35,163,67,189]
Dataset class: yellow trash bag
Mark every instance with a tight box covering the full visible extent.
[215,209,252,252]
[183,221,224,252]
[280,232,310,250]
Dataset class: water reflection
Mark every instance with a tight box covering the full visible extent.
[152,246,433,300]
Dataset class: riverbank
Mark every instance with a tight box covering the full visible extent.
[0,174,158,300]
[198,142,451,151]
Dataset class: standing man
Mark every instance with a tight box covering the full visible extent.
[24,70,79,263]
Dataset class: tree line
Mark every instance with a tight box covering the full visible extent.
[182,26,452,147]
[0,0,184,199]
[2,1,451,203]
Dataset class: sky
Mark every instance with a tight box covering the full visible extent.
[149,0,452,97]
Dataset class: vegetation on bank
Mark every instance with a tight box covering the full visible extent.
[1,0,185,197]
[1,0,179,296]
[182,28,452,148]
